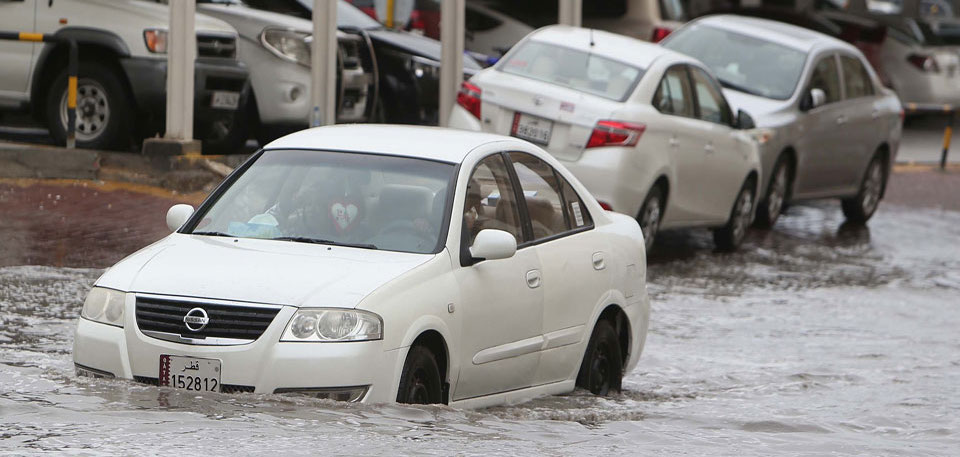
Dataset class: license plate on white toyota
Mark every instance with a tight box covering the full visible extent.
[211,91,240,110]
[159,355,221,392]
[511,112,553,145]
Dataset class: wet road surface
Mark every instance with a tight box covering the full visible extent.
[2,189,959,454]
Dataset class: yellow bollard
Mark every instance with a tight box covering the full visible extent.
[386,0,395,29]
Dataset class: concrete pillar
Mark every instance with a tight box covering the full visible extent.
[438,0,464,127]
[558,0,582,27]
[166,0,196,140]
[311,0,338,127]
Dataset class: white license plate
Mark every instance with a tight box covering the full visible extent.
[511,112,553,145]
[159,355,221,392]
[211,91,240,110]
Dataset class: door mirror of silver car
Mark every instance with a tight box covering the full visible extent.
[736,109,756,130]
[802,88,827,111]
[469,229,517,263]
[166,204,195,232]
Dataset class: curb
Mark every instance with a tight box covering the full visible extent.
[0,140,249,192]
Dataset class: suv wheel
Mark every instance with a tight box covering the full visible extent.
[47,61,131,150]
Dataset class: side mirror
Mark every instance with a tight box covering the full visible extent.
[802,88,827,111]
[736,109,756,130]
[166,204,194,232]
[469,229,517,263]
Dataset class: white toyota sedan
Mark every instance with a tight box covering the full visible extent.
[449,25,762,252]
[73,125,650,408]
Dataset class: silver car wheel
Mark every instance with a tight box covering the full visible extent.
[861,160,882,215]
[732,189,754,243]
[60,79,111,142]
[640,198,661,250]
[767,166,787,220]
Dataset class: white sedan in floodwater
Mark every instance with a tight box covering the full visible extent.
[450,25,762,252]
[73,125,650,407]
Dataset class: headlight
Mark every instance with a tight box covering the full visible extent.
[281,309,382,342]
[81,287,125,328]
[143,29,168,54]
[261,28,311,67]
[409,55,440,80]
[750,128,776,145]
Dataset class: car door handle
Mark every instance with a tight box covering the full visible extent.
[668,136,679,148]
[704,143,715,154]
[525,270,541,289]
[836,116,847,125]
[592,252,605,270]
[871,110,880,120]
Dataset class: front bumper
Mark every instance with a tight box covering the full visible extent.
[119,56,250,138]
[73,301,403,403]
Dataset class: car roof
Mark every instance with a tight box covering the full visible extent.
[263,125,521,163]
[526,25,679,69]
[692,14,854,53]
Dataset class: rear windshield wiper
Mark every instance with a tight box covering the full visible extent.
[191,231,235,237]
[270,236,378,250]
[719,79,762,97]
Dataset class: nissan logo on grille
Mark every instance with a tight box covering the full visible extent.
[183,307,210,332]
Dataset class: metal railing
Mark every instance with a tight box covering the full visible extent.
[0,31,78,149]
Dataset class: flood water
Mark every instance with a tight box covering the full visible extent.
[2,202,958,456]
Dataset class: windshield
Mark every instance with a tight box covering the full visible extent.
[663,24,807,100]
[499,40,644,101]
[187,150,456,254]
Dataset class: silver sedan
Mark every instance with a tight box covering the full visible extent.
[662,15,903,227]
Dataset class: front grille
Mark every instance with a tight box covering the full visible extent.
[197,34,236,58]
[135,376,254,394]
[135,296,281,343]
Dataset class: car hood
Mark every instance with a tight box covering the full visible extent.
[100,0,237,34]
[96,234,433,308]
[367,28,482,71]
[722,88,794,128]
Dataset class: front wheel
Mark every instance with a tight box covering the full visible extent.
[841,155,885,224]
[576,319,623,396]
[396,346,443,404]
[713,178,755,252]
[46,61,131,150]
[755,158,789,228]
[637,186,664,253]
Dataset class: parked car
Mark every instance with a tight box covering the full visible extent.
[450,25,761,252]
[245,0,483,125]
[662,15,903,227]
[72,125,651,407]
[478,0,687,43]
[0,0,249,153]
[347,0,533,57]
[190,0,373,146]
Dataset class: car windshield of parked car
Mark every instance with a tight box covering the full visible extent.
[498,40,644,101]
[187,149,455,254]
[663,24,806,100]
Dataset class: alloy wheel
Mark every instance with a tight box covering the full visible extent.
[732,189,754,244]
[640,198,661,250]
[60,79,111,142]
[767,166,787,221]
[861,161,882,215]
[589,342,612,396]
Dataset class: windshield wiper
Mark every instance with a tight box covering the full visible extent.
[192,231,235,237]
[270,236,378,250]
[718,78,762,97]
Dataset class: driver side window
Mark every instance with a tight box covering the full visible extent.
[808,55,842,105]
[462,154,524,248]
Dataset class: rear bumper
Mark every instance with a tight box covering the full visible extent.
[119,56,249,137]
[73,302,402,403]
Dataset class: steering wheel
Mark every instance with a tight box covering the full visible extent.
[376,219,435,244]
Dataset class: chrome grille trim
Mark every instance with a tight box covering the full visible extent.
[134,294,283,346]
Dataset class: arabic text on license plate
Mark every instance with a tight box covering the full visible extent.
[160,355,222,392]
[512,112,553,145]
[211,91,240,110]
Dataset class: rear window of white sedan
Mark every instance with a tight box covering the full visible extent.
[498,40,645,101]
